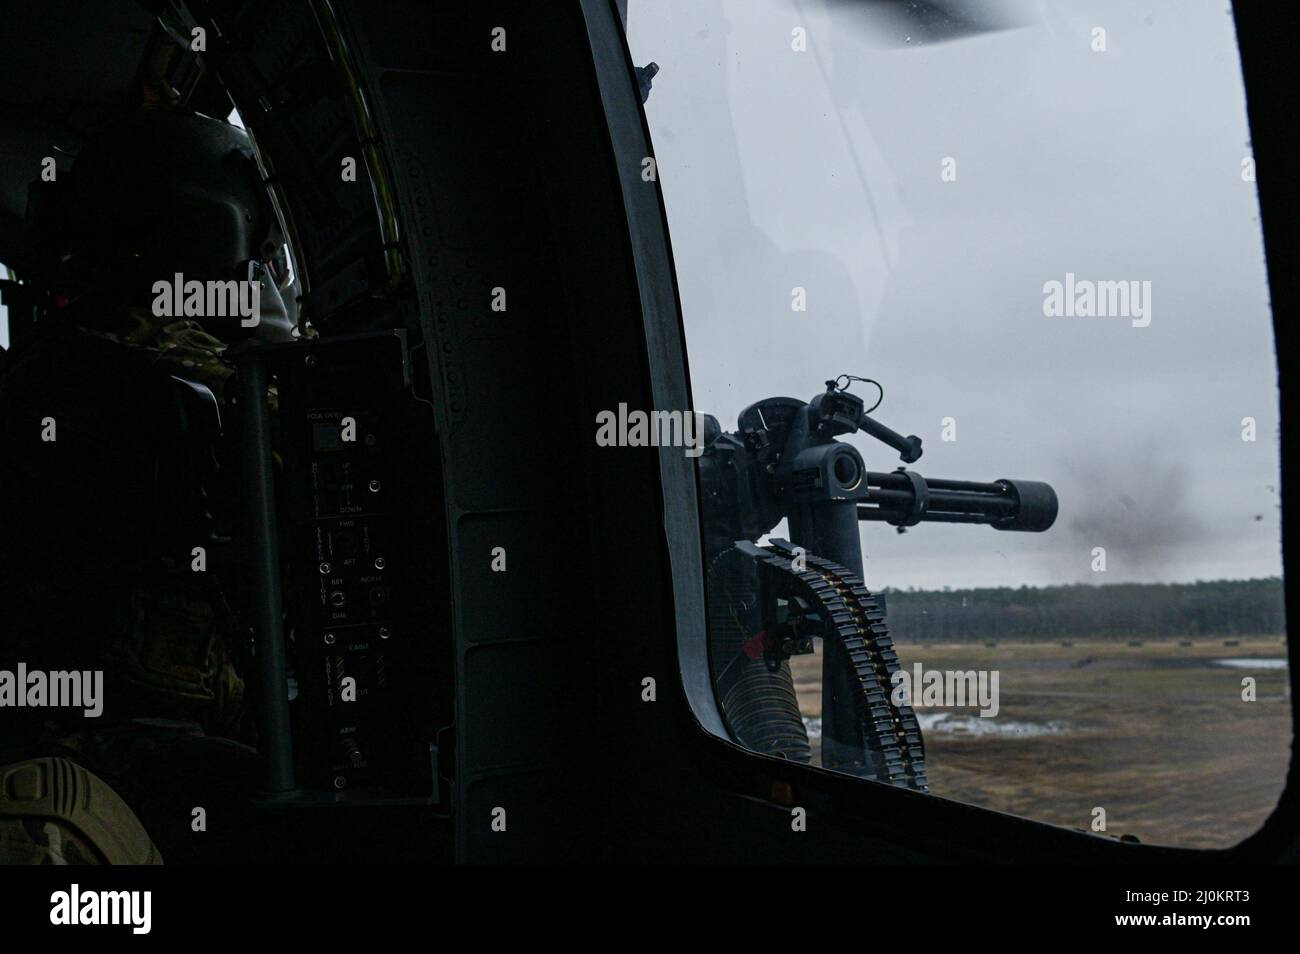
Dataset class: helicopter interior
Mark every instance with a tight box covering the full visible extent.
[0,0,1296,867]
[1,0,706,865]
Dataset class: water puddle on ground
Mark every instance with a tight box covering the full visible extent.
[1213,657,1288,670]
[803,713,1073,739]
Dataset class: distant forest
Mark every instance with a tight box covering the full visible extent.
[880,578,1286,641]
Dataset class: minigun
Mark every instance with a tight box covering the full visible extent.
[698,377,1057,785]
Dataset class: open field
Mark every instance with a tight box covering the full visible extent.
[789,636,1291,849]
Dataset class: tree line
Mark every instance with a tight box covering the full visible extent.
[879,578,1286,641]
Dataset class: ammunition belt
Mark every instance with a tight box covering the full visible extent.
[748,539,928,792]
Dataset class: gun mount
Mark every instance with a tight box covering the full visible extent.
[698,377,1058,785]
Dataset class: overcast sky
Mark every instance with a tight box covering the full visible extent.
[628,0,1280,589]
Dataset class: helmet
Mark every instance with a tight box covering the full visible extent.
[37,108,294,341]
[0,758,162,864]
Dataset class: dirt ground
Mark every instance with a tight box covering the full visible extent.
[789,636,1291,849]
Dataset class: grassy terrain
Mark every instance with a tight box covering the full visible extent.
[789,636,1291,849]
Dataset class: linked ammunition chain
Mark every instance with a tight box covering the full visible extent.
[745,538,928,792]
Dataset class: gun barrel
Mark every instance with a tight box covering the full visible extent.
[857,471,1057,532]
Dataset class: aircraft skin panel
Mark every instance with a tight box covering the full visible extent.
[328,0,671,861]
[578,0,725,744]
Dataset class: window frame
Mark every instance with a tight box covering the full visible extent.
[584,0,1300,862]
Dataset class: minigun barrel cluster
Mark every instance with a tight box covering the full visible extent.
[857,471,1057,532]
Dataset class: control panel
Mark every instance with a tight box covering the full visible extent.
[270,330,435,800]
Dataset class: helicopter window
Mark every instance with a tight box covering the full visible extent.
[0,263,10,349]
[630,0,1287,848]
